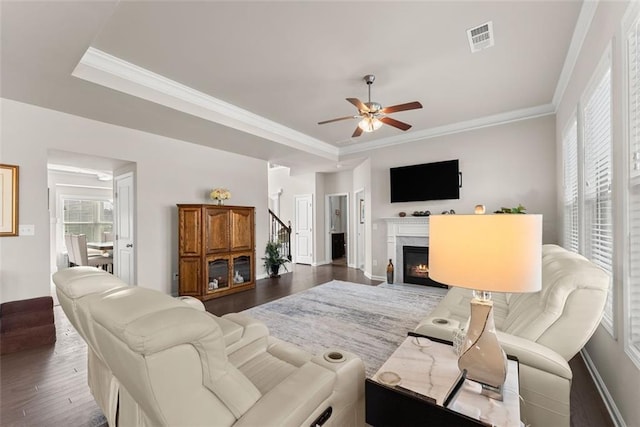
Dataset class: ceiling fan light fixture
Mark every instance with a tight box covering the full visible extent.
[358,117,383,133]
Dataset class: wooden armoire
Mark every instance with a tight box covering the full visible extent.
[177,204,255,300]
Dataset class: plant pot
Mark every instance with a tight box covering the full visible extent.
[270,264,281,278]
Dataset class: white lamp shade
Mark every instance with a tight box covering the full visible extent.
[428,214,542,293]
[358,117,383,132]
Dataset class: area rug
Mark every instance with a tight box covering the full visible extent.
[242,281,447,376]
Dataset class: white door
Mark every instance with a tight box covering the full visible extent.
[294,194,313,264]
[114,172,135,284]
[355,189,365,270]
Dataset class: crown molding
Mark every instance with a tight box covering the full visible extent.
[74,48,558,163]
[338,103,555,156]
[72,47,339,161]
[551,0,600,108]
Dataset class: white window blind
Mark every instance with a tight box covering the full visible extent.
[563,118,579,253]
[583,63,614,329]
[626,11,640,359]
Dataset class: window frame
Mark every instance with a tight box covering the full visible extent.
[622,1,640,370]
[562,113,580,253]
[60,195,113,247]
[579,44,615,336]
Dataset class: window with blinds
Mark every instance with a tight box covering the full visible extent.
[626,9,640,364]
[562,118,579,253]
[63,198,113,244]
[582,60,614,331]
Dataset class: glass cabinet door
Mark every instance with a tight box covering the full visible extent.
[207,255,230,293]
[231,252,253,285]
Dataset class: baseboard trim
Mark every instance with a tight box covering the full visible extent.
[580,349,626,427]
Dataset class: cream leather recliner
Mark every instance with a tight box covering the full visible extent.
[53,267,365,427]
[415,244,609,427]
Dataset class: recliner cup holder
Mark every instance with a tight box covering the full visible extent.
[432,318,450,325]
[324,351,345,363]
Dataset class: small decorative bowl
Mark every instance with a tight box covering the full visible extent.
[399,212,406,217]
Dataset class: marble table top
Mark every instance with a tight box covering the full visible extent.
[372,335,520,426]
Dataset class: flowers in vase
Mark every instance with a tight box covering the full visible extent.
[210,188,231,202]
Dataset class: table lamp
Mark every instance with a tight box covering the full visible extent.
[428,213,542,400]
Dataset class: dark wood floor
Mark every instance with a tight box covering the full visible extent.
[1,263,612,427]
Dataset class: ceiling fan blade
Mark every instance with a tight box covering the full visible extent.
[380,116,412,131]
[346,98,369,112]
[318,115,356,125]
[381,101,423,114]
[352,126,363,138]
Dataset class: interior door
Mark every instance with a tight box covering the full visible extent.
[114,172,135,284]
[355,189,365,270]
[294,194,313,264]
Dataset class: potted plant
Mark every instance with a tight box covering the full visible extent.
[494,204,527,214]
[262,241,290,278]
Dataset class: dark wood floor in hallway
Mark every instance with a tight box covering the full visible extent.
[1,263,612,427]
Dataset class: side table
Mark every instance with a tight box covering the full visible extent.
[366,333,520,426]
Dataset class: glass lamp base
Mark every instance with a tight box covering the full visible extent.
[458,295,507,401]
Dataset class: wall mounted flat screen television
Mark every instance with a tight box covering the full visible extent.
[390,159,460,203]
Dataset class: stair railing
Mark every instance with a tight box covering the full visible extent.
[268,209,292,261]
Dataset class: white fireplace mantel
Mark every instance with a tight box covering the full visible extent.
[383,217,430,283]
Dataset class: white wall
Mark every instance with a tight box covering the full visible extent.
[343,115,558,278]
[555,1,639,425]
[0,99,269,302]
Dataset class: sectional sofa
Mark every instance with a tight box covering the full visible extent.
[53,267,365,427]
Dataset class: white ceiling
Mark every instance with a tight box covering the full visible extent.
[1,1,584,173]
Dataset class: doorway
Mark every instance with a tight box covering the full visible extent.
[325,193,349,266]
[47,151,136,293]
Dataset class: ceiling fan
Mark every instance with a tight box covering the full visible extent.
[318,74,423,138]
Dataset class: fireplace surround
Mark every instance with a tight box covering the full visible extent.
[383,217,446,287]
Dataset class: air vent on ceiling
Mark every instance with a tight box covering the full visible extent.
[467,21,494,53]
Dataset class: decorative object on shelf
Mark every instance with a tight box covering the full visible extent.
[428,212,542,400]
[474,204,486,214]
[262,241,290,278]
[386,259,394,284]
[208,279,219,291]
[233,271,244,284]
[494,204,526,214]
[399,212,406,217]
[411,211,430,217]
[209,187,231,205]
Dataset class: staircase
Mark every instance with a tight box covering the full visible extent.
[269,209,292,261]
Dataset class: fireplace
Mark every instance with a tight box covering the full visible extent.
[402,245,447,288]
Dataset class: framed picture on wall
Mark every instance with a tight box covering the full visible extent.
[359,199,365,224]
[0,164,19,237]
